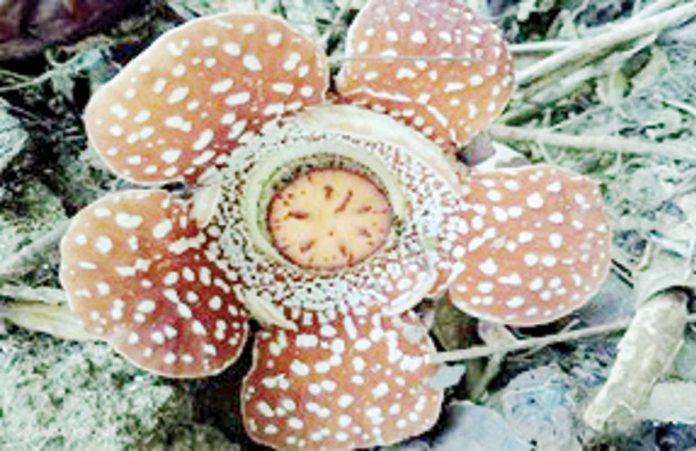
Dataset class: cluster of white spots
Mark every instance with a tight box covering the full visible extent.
[336,0,515,148]
[84,12,329,184]
[241,309,443,449]
[60,190,250,378]
[448,165,612,326]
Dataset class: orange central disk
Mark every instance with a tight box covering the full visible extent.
[267,168,393,270]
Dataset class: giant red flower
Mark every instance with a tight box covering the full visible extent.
[60,1,610,448]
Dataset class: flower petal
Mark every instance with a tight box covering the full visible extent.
[241,307,443,448]
[85,12,329,184]
[337,0,513,149]
[447,165,611,326]
[60,190,249,377]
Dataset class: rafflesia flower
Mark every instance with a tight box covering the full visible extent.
[59,0,611,448]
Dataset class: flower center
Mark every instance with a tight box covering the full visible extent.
[267,168,392,270]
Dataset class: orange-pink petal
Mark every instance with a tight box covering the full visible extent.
[241,307,443,448]
[447,165,611,326]
[337,0,514,150]
[85,12,329,184]
[60,190,249,377]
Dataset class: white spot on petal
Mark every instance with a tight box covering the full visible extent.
[526,192,544,209]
